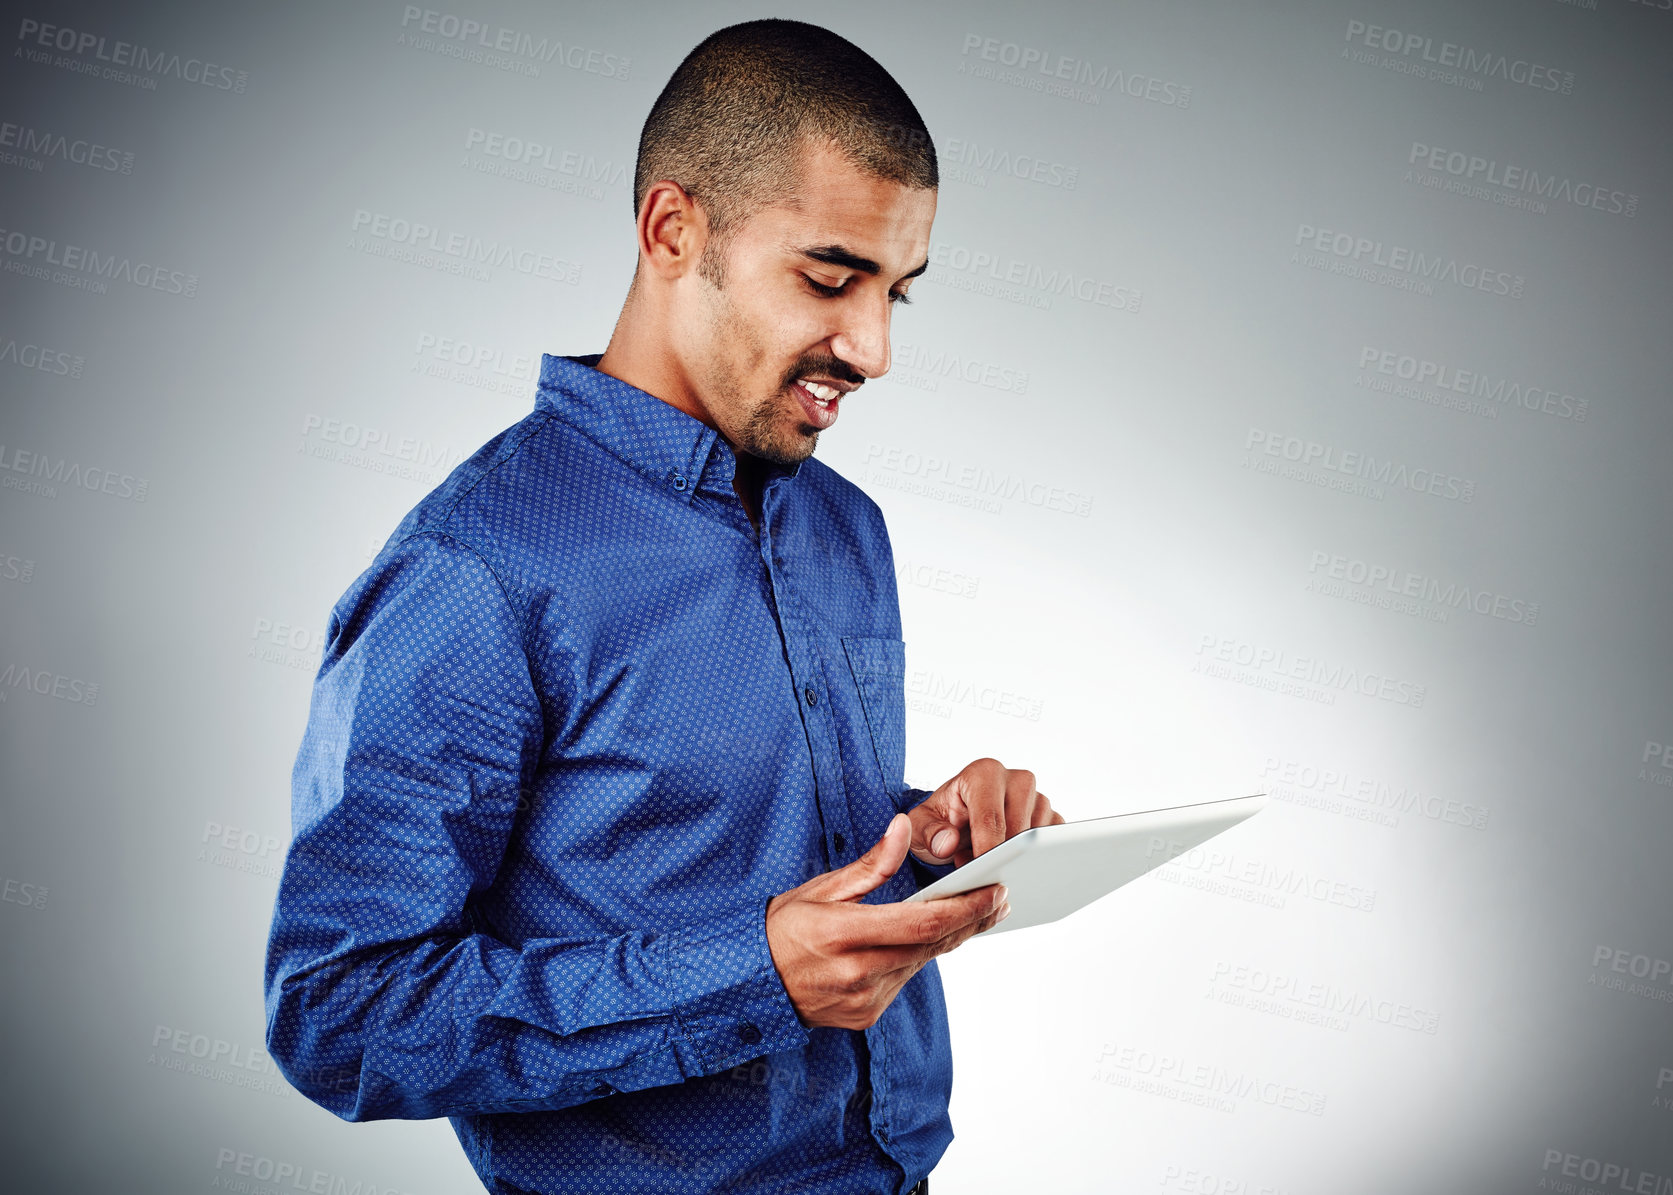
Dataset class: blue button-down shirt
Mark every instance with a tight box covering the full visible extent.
[264,353,961,1195]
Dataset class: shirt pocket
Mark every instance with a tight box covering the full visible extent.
[840,635,907,806]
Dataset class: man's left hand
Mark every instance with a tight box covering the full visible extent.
[905,757,1063,869]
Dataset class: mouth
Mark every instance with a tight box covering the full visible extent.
[788,376,850,431]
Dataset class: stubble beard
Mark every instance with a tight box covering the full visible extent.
[701,282,819,468]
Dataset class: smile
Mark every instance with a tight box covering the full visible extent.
[790,377,845,430]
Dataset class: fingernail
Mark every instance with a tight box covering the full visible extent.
[997,901,1012,921]
[995,884,1009,906]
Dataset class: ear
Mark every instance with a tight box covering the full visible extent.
[637,179,707,283]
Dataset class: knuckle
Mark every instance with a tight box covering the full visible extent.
[967,757,1002,783]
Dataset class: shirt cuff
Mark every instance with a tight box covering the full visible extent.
[667,895,811,1077]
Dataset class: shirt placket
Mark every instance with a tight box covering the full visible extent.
[759,476,905,1168]
[756,477,858,875]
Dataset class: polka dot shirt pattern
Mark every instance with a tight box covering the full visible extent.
[264,354,958,1194]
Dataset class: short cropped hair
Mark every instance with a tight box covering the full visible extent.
[633,18,938,286]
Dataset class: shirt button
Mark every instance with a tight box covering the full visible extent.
[672,473,689,491]
[804,686,818,707]
[832,832,846,854]
[738,1022,762,1045]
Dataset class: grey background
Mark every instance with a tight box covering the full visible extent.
[2,0,1670,1191]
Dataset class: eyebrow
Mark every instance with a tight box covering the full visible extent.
[800,243,929,282]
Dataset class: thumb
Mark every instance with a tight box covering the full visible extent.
[821,813,910,902]
[909,814,960,864]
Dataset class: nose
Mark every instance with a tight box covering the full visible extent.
[830,293,891,380]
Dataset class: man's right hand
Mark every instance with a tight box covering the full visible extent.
[764,813,1010,1030]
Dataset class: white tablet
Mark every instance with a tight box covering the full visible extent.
[903,793,1269,936]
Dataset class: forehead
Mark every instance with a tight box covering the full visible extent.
[753,137,936,271]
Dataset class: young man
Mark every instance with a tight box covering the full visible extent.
[264,19,1061,1195]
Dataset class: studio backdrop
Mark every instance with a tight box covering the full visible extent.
[2,1,1670,1192]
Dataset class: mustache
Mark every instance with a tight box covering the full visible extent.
[783,357,863,388]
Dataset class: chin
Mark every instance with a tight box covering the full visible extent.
[751,428,816,466]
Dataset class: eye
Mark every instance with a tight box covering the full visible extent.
[801,274,913,305]
[802,274,845,298]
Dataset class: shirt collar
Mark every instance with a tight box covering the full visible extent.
[535,353,801,502]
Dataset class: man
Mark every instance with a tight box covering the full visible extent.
[264,18,1061,1195]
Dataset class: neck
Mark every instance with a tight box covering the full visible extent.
[595,294,713,431]
[732,446,769,531]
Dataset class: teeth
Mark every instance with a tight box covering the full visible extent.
[799,379,839,403]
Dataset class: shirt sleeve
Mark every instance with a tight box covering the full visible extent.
[900,784,961,891]
[263,530,809,1122]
